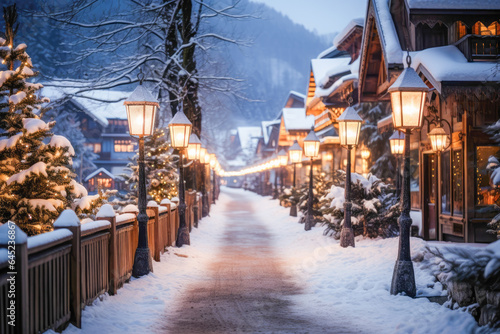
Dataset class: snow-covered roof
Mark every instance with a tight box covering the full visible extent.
[84,167,116,182]
[282,108,315,131]
[42,84,132,127]
[289,90,306,100]
[371,0,403,66]
[406,0,500,9]
[261,120,280,145]
[237,126,262,155]
[311,57,351,89]
[333,18,365,48]
[377,114,393,129]
[410,45,500,92]
[317,45,337,59]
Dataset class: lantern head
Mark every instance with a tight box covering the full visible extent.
[388,61,428,130]
[209,153,216,168]
[303,130,320,158]
[389,131,405,155]
[361,148,371,160]
[124,85,159,137]
[168,111,192,148]
[288,140,303,164]
[428,126,449,152]
[187,133,202,160]
[337,106,362,147]
[278,149,288,166]
[199,147,207,164]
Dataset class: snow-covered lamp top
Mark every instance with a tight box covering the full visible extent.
[187,133,202,160]
[278,149,288,166]
[288,140,303,164]
[168,111,192,149]
[388,59,428,130]
[303,130,320,158]
[124,85,159,137]
[428,126,449,153]
[389,130,405,155]
[337,106,362,147]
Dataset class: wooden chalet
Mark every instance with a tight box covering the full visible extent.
[359,0,500,243]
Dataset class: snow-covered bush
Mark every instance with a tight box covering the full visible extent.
[321,172,400,239]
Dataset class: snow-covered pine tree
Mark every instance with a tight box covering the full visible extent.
[0,5,86,235]
[121,129,178,204]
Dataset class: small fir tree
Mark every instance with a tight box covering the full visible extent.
[0,5,85,235]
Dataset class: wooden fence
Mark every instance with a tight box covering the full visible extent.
[0,193,205,334]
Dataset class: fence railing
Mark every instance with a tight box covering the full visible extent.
[0,192,206,334]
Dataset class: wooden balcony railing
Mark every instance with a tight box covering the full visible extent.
[455,34,500,61]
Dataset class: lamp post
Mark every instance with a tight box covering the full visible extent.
[124,84,159,277]
[388,53,428,297]
[389,131,405,201]
[168,111,193,247]
[278,149,288,196]
[199,147,210,216]
[337,106,362,248]
[288,141,303,217]
[303,130,320,231]
[209,153,217,203]
[187,134,201,228]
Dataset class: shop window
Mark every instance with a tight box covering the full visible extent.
[452,150,463,215]
[114,140,134,152]
[476,146,500,213]
[441,151,451,214]
[410,149,420,209]
[472,22,500,36]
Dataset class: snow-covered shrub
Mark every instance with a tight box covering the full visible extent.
[321,172,400,239]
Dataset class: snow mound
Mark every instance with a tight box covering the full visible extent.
[23,118,48,134]
[7,161,48,185]
[122,204,139,213]
[54,209,81,227]
[49,135,75,156]
[9,91,26,104]
[96,204,115,218]
[147,200,159,207]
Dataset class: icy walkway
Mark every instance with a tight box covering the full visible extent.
[55,187,490,334]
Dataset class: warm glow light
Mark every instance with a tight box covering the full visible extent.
[168,111,192,148]
[278,149,288,166]
[389,131,405,155]
[361,148,371,160]
[428,126,449,152]
[200,147,207,164]
[388,64,428,130]
[209,154,216,168]
[187,133,201,160]
[337,106,362,147]
[124,85,159,137]
[303,130,320,158]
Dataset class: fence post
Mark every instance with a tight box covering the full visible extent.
[54,210,82,328]
[96,204,117,295]
[0,222,28,334]
[148,203,160,262]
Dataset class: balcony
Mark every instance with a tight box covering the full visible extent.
[455,34,500,61]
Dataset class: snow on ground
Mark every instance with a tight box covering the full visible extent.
[50,187,493,334]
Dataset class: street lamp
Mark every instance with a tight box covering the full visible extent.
[388,54,429,297]
[337,106,362,248]
[209,153,217,203]
[278,149,288,196]
[288,140,303,217]
[199,147,209,217]
[389,131,405,201]
[427,126,449,153]
[187,133,201,228]
[124,84,159,277]
[168,111,193,247]
[303,130,320,231]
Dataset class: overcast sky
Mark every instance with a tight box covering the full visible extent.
[250,0,368,36]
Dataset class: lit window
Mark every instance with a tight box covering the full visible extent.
[472,22,499,36]
[97,178,112,189]
[94,143,101,153]
[114,140,134,152]
[476,146,500,209]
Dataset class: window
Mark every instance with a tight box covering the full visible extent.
[84,143,102,153]
[114,140,134,152]
[97,178,112,189]
[472,22,500,36]
[441,151,451,214]
[452,150,463,215]
[456,21,467,40]
[476,146,500,210]
[410,149,420,209]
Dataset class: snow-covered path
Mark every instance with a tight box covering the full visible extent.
[55,187,490,334]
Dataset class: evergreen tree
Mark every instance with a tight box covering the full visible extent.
[0,5,85,235]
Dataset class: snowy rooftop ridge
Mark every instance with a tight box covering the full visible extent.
[372,0,403,65]
[407,0,500,10]
[333,18,365,48]
[261,120,280,145]
[282,108,315,131]
[311,58,351,88]
[237,126,262,156]
[410,45,500,92]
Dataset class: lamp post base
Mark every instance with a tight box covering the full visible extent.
[339,227,355,248]
[176,225,190,247]
[193,205,199,228]
[390,260,416,297]
[290,204,297,217]
[304,213,313,231]
[132,247,153,277]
